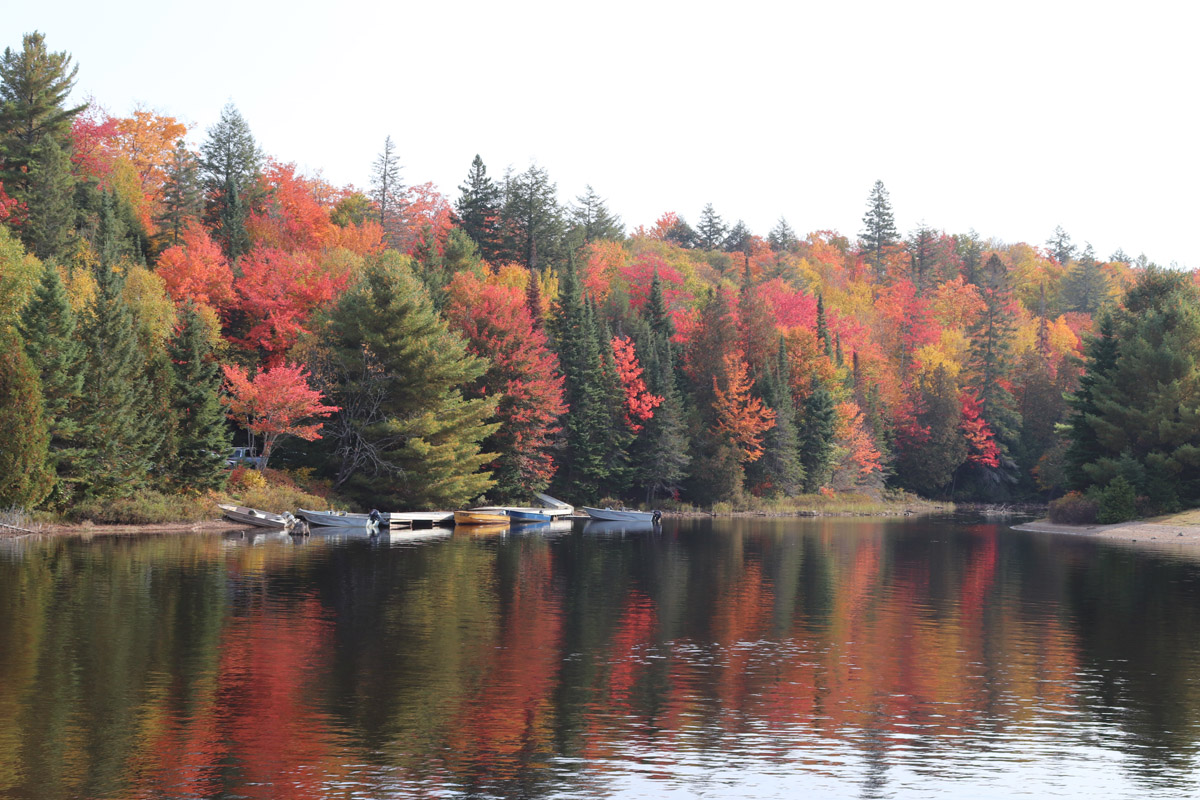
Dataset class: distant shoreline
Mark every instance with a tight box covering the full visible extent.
[1013,518,1200,554]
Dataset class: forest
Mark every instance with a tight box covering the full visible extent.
[1,31,1196,521]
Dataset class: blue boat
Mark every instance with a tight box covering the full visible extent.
[505,509,553,522]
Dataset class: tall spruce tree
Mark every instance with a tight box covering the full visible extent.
[18,262,83,498]
[1061,243,1110,314]
[549,259,626,501]
[156,139,202,248]
[696,203,727,251]
[799,374,837,492]
[748,341,804,497]
[199,103,260,260]
[967,253,1021,456]
[167,302,229,491]
[1046,225,1076,265]
[371,135,405,246]
[0,31,85,210]
[768,217,798,252]
[24,135,75,261]
[455,154,502,262]
[500,163,563,270]
[1063,312,1118,491]
[74,224,162,501]
[568,184,624,245]
[322,251,498,509]
[860,180,898,278]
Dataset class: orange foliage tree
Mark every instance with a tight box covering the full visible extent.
[155,222,235,313]
[712,352,776,463]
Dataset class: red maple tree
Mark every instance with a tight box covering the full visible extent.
[611,336,662,432]
[222,362,339,469]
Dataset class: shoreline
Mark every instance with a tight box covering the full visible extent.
[1013,517,1200,557]
[4,503,959,540]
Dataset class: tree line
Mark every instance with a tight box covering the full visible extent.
[0,31,1188,516]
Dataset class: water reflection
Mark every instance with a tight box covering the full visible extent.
[0,516,1199,798]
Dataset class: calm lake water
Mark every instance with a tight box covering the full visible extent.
[2,515,1200,799]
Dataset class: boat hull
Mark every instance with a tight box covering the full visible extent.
[454,510,511,526]
[297,509,380,532]
[219,504,294,530]
[582,507,658,522]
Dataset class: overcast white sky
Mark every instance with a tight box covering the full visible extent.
[9,1,1198,266]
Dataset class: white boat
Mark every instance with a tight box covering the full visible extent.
[582,507,662,523]
[297,509,381,533]
[387,511,455,527]
[219,504,296,530]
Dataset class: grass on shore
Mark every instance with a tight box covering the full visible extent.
[27,467,337,527]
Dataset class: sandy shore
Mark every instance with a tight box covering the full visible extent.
[1013,516,1200,557]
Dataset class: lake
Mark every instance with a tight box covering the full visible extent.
[1,515,1199,799]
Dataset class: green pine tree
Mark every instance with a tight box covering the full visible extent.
[199,103,260,260]
[0,31,85,209]
[454,154,503,263]
[568,184,624,246]
[24,135,76,261]
[167,302,230,491]
[860,180,898,278]
[748,341,804,497]
[74,246,161,501]
[323,251,498,509]
[967,254,1021,457]
[156,139,202,248]
[799,374,837,492]
[18,262,84,499]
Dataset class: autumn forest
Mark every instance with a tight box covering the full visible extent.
[2,31,1197,520]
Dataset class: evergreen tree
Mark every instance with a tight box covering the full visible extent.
[322,251,498,509]
[454,154,502,262]
[199,103,260,260]
[723,220,752,255]
[816,293,832,357]
[371,135,405,246]
[0,31,84,209]
[1061,243,1110,314]
[748,341,804,497]
[167,302,229,491]
[18,262,83,498]
[548,260,626,501]
[568,184,624,245]
[767,217,798,252]
[967,254,1021,456]
[500,163,564,270]
[696,203,727,251]
[1046,225,1076,265]
[799,374,837,492]
[74,239,162,501]
[156,139,202,248]
[662,215,698,249]
[860,179,898,278]
[955,230,984,286]
[24,135,75,261]
[0,327,53,508]
[1065,268,1200,511]
[1063,312,1118,490]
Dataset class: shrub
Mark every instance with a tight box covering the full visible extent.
[1048,491,1099,525]
[711,501,734,515]
[1098,476,1138,524]
[229,465,266,491]
[68,490,219,525]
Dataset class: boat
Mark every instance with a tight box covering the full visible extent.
[583,519,658,535]
[472,506,553,522]
[582,507,662,523]
[297,509,382,532]
[387,511,455,527]
[219,504,296,530]
[454,509,511,526]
